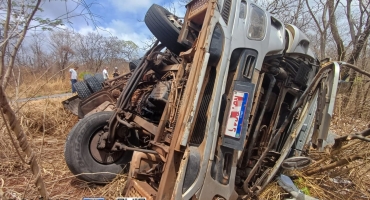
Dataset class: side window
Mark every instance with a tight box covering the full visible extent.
[239,0,247,19]
[247,4,266,40]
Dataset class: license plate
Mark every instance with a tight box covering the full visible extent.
[225,91,249,138]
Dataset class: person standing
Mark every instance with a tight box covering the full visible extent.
[112,67,119,78]
[102,66,109,80]
[69,66,78,93]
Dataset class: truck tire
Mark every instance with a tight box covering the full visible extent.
[74,81,92,99]
[145,4,187,55]
[64,111,131,183]
[85,76,102,93]
[83,74,93,81]
[129,58,143,72]
[94,73,105,84]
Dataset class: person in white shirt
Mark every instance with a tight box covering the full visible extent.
[102,66,109,80]
[69,66,78,93]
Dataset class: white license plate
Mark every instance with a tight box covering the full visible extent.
[225,91,249,138]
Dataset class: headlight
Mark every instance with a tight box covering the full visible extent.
[247,4,266,40]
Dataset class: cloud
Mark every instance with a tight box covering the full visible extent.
[76,19,151,50]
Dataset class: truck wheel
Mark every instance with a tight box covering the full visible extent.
[64,111,131,183]
[83,74,93,81]
[94,73,105,84]
[85,76,103,93]
[145,4,187,55]
[129,58,143,72]
[74,81,92,99]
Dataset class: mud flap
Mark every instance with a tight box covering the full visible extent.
[62,95,81,116]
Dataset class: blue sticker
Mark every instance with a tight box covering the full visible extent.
[235,92,248,138]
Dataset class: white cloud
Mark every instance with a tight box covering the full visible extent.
[76,19,152,51]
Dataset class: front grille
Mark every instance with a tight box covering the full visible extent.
[221,0,232,24]
[190,67,216,146]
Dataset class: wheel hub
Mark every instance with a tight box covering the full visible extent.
[167,15,182,30]
[89,130,124,164]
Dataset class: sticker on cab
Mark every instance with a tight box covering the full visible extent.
[225,90,249,138]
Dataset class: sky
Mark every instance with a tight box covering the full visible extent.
[36,0,187,52]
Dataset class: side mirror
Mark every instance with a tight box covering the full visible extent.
[281,156,312,170]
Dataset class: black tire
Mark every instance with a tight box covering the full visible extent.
[85,76,103,93]
[145,4,187,55]
[94,73,105,84]
[74,81,92,99]
[64,111,131,183]
[83,74,93,81]
[129,58,143,72]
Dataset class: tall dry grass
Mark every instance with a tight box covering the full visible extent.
[0,98,129,199]
[5,70,71,100]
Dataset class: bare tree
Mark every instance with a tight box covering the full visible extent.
[305,0,334,59]
[75,32,108,72]
[29,33,48,70]
[0,0,43,89]
[49,29,75,79]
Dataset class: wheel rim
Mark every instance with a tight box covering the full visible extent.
[167,14,182,30]
[89,130,124,165]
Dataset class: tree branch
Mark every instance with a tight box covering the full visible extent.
[0,0,12,80]
[2,0,42,89]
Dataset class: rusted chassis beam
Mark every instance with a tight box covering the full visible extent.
[155,1,217,199]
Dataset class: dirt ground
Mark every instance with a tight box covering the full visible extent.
[1,97,370,199]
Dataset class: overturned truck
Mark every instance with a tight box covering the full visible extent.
[63,0,341,199]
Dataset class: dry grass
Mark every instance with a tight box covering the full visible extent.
[5,71,71,100]
[259,109,370,200]
[0,98,129,199]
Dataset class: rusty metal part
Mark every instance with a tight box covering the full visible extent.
[111,89,121,99]
[90,130,124,164]
[150,141,169,161]
[111,141,158,154]
[79,91,116,118]
[132,114,158,135]
[85,101,115,118]
[242,62,340,196]
[245,74,276,164]
[188,0,209,19]
[125,179,157,200]
[154,63,186,142]
[108,41,164,144]
[116,115,134,128]
[159,64,181,72]
[102,72,131,88]
[128,151,162,178]
[156,1,216,199]
[62,95,81,116]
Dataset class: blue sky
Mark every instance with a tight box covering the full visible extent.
[38,0,187,50]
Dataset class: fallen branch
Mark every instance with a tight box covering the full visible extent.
[305,153,366,176]
[332,128,370,150]
[0,85,48,199]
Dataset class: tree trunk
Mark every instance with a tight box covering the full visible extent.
[328,0,346,61]
[0,86,49,198]
[341,34,370,109]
